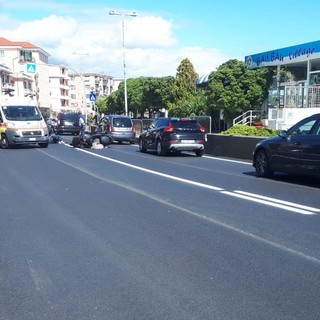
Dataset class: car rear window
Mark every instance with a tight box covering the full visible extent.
[171,119,201,130]
[60,113,78,121]
[112,117,132,127]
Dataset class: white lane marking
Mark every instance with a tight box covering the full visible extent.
[234,190,320,213]
[203,155,251,165]
[62,146,319,215]
[221,191,316,215]
[72,147,224,191]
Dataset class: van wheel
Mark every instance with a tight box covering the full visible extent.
[1,134,10,149]
[39,142,49,148]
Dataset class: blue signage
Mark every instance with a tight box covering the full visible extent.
[245,40,320,69]
[89,92,96,102]
[26,63,36,73]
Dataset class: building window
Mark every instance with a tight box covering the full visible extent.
[20,50,33,62]
[309,72,320,85]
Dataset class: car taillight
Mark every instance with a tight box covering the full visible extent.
[131,126,135,132]
[200,125,205,133]
[164,122,174,132]
[109,124,115,132]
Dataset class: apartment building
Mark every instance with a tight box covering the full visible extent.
[0,37,43,103]
[0,37,115,116]
[69,73,114,111]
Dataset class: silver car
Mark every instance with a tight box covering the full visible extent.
[104,115,136,144]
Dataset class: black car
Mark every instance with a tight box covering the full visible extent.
[57,112,80,135]
[139,117,206,156]
[253,113,320,178]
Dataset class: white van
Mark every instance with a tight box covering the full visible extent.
[0,97,49,149]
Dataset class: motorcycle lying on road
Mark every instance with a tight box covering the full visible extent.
[70,130,113,148]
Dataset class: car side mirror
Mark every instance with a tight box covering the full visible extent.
[279,130,287,138]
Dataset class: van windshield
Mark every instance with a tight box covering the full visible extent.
[2,106,42,121]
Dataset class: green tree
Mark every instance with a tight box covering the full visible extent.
[126,76,176,117]
[105,91,123,115]
[168,90,207,117]
[96,96,107,115]
[206,59,273,126]
[168,58,202,116]
[175,58,198,99]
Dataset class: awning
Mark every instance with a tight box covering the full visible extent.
[197,72,212,87]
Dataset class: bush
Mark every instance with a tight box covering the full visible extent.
[221,124,279,137]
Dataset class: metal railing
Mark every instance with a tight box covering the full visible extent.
[283,85,320,108]
[233,110,261,126]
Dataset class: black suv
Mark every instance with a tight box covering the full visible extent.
[139,118,206,156]
[57,112,80,135]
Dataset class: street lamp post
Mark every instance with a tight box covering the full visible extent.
[109,10,137,116]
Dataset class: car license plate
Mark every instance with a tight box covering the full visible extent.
[29,138,36,141]
[181,140,195,144]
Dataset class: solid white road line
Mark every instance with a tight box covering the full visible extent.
[221,191,317,215]
[60,146,319,216]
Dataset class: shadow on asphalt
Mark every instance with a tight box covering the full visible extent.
[243,170,320,189]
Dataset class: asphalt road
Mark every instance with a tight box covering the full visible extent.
[1,138,320,320]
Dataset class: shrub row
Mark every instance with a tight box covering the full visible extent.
[221,124,280,137]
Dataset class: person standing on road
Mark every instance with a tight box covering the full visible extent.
[78,109,86,137]
[92,111,100,125]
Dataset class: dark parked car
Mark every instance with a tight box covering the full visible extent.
[57,112,80,135]
[253,113,320,178]
[100,115,135,144]
[139,117,206,156]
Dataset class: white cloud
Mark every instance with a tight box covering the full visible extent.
[0,12,233,78]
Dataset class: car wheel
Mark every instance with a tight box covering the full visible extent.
[156,140,166,156]
[139,138,147,153]
[195,149,204,157]
[255,149,274,178]
[0,134,10,149]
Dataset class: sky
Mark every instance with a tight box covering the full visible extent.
[0,0,319,79]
